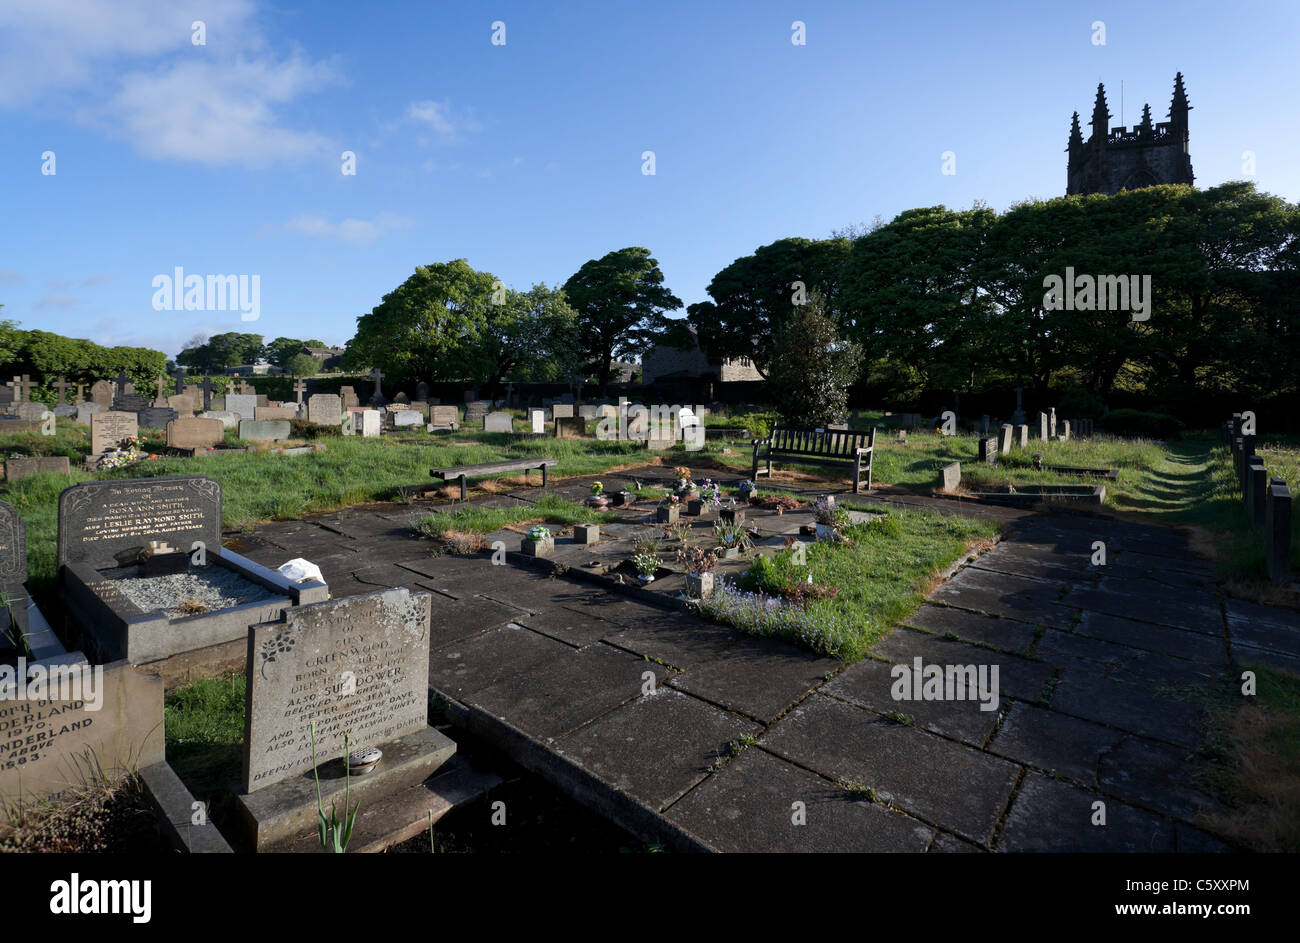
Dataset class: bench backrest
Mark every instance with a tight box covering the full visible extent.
[769,426,874,457]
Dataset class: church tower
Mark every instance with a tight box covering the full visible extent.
[1066,74,1194,195]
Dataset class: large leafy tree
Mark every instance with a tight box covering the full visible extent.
[176,332,265,372]
[267,336,327,369]
[562,247,682,391]
[768,293,864,426]
[467,283,580,391]
[690,237,850,378]
[345,259,497,387]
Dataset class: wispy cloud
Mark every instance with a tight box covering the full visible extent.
[36,294,84,309]
[407,99,480,142]
[0,0,338,167]
[0,268,23,284]
[282,212,413,246]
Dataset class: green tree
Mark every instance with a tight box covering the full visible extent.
[768,294,864,426]
[286,353,319,378]
[467,283,580,391]
[562,247,682,391]
[177,332,264,372]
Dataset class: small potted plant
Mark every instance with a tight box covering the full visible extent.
[587,480,609,509]
[631,551,660,583]
[812,496,846,541]
[689,478,722,516]
[521,524,554,557]
[672,466,696,498]
[676,544,718,599]
[656,492,681,524]
[713,521,754,560]
[736,479,757,503]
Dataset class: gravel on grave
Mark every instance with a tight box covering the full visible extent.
[109,566,287,619]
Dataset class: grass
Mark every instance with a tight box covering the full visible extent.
[699,507,997,660]
[1200,664,1300,852]
[411,494,623,541]
[163,673,246,793]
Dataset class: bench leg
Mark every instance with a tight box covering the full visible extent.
[541,464,549,489]
[853,458,861,494]
[459,476,467,502]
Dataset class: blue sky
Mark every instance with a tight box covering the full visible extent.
[2,0,1296,358]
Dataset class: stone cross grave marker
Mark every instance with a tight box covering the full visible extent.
[369,368,386,405]
[242,588,431,791]
[56,475,221,571]
[53,377,70,406]
[293,379,307,404]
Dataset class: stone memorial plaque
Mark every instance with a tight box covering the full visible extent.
[225,394,258,420]
[167,417,225,450]
[90,411,138,455]
[56,475,222,570]
[484,411,513,432]
[0,499,26,593]
[428,405,459,429]
[307,394,342,426]
[0,662,165,805]
[238,419,291,442]
[202,410,240,429]
[242,588,431,791]
[360,410,381,437]
[138,407,178,429]
[255,406,297,421]
[552,403,575,419]
[392,410,422,428]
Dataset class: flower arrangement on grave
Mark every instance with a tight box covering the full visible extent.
[586,480,609,508]
[714,521,754,553]
[736,479,757,501]
[812,495,850,539]
[526,525,551,542]
[631,551,660,580]
[591,481,603,495]
[672,466,695,494]
[661,492,681,507]
[675,543,718,575]
[698,479,722,507]
[97,435,153,470]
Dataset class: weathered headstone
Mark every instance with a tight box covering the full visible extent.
[977,436,998,465]
[307,394,343,426]
[484,411,513,432]
[529,409,545,434]
[1049,408,1057,439]
[998,424,1013,455]
[201,410,240,429]
[0,499,27,593]
[360,410,381,437]
[339,386,359,410]
[255,405,297,421]
[427,405,458,431]
[940,462,962,492]
[4,456,72,482]
[578,404,600,420]
[555,416,584,437]
[238,420,292,442]
[75,402,104,425]
[1016,424,1029,448]
[242,588,432,791]
[90,381,114,408]
[15,402,50,422]
[56,475,222,570]
[90,411,138,454]
[1038,412,1049,441]
[167,417,225,450]
[225,394,258,421]
[552,403,575,420]
[392,410,422,429]
[138,407,178,429]
[166,393,198,414]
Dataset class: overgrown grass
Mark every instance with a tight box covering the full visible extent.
[699,508,996,660]
[412,494,622,541]
[164,673,246,796]
[1200,664,1300,852]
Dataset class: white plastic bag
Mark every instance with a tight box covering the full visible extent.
[278,558,324,584]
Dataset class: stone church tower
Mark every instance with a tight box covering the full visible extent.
[1066,73,1194,195]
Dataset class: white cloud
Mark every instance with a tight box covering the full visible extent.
[0,0,337,167]
[0,268,24,284]
[283,212,412,246]
[36,294,84,309]
[407,99,480,141]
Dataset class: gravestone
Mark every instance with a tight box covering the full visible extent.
[940,462,961,492]
[427,405,459,431]
[75,402,104,425]
[555,416,584,437]
[242,588,432,792]
[307,394,343,426]
[0,499,27,593]
[980,415,990,434]
[415,382,430,402]
[977,436,998,465]
[4,456,72,482]
[339,386,359,410]
[393,392,410,405]
[1049,408,1057,439]
[552,403,575,420]
[166,393,197,414]
[255,406,297,421]
[56,475,222,570]
[1016,424,1029,447]
[202,410,240,429]
[360,410,381,437]
[116,394,151,413]
[167,417,225,450]
[484,411,514,432]
[90,381,114,408]
[138,407,178,429]
[530,409,545,434]
[225,394,258,421]
[1059,420,1070,442]
[391,410,422,429]
[15,402,50,422]
[0,662,165,806]
[53,405,77,419]
[1038,412,1049,441]
[998,424,1013,455]
[90,411,138,454]
[238,420,292,442]
[578,404,600,420]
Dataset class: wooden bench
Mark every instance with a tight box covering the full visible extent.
[751,426,876,493]
[430,457,559,501]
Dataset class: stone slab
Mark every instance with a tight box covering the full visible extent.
[667,636,838,723]
[166,416,225,450]
[238,419,291,442]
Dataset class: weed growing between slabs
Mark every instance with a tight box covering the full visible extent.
[697,508,996,661]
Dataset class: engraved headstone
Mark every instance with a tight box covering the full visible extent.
[392,409,422,428]
[555,416,584,437]
[484,411,513,432]
[56,475,222,570]
[255,405,297,421]
[138,407,178,429]
[201,410,240,429]
[242,588,431,791]
[167,417,225,450]
[552,403,575,419]
[427,405,458,430]
[90,411,138,454]
[530,408,545,434]
[0,499,27,594]
[360,410,381,437]
[225,394,258,421]
[307,394,343,426]
[238,419,291,442]
[998,423,1013,455]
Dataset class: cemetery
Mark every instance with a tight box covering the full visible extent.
[1,6,1298,871]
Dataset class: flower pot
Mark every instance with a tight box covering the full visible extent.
[718,507,746,526]
[611,491,636,507]
[815,523,839,542]
[738,489,755,504]
[684,572,714,599]
[687,498,705,515]
[521,536,554,557]
[718,545,741,560]
[656,506,680,524]
[586,496,609,509]
[638,573,656,583]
